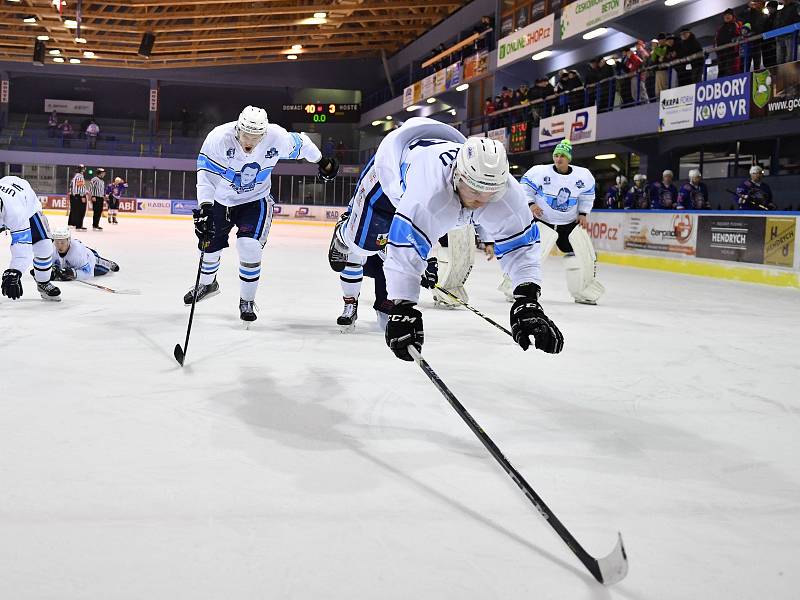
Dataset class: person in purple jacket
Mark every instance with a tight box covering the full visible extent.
[648,170,679,209]
[624,174,649,209]
[105,176,128,224]
[605,175,627,209]
[677,170,710,210]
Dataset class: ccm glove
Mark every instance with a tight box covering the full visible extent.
[192,203,215,244]
[510,283,564,354]
[52,266,77,281]
[318,157,339,182]
[420,257,438,289]
[1,269,23,300]
[385,301,424,361]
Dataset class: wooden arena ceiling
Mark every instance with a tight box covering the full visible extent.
[0,0,472,69]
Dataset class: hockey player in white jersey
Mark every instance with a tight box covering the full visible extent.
[48,226,119,281]
[328,117,563,361]
[188,105,338,323]
[0,175,61,301]
[519,139,605,305]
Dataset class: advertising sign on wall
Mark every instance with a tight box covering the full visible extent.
[764,217,796,267]
[463,51,489,81]
[658,84,695,131]
[560,0,623,40]
[624,213,697,255]
[0,79,8,104]
[421,74,435,100]
[694,73,751,127]
[433,70,446,94]
[586,212,625,252]
[44,99,95,115]
[137,199,173,215]
[487,127,508,150]
[171,199,198,215]
[445,63,461,89]
[751,60,800,118]
[496,14,555,68]
[696,215,765,264]
[539,105,597,148]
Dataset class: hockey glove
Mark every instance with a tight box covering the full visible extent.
[420,257,438,289]
[385,300,424,361]
[1,269,23,300]
[53,266,77,281]
[192,203,215,244]
[510,283,564,354]
[318,157,339,182]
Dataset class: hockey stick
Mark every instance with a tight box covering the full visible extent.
[434,284,513,338]
[174,248,205,366]
[407,345,629,585]
[73,279,140,295]
[725,189,770,211]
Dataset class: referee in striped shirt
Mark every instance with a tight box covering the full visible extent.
[68,164,88,231]
[89,168,107,231]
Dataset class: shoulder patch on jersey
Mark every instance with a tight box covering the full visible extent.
[226,147,235,158]
[576,180,585,189]
[265,147,279,159]
[543,176,551,185]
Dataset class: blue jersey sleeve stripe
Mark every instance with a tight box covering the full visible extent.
[520,177,542,194]
[11,228,32,245]
[286,133,303,159]
[388,215,431,259]
[198,152,226,170]
[494,223,541,257]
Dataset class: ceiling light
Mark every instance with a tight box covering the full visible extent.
[37,35,50,41]
[406,105,421,112]
[23,16,37,23]
[455,83,469,92]
[595,153,617,160]
[64,19,77,28]
[83,51,95,58]
[53,56,64,63]
[49,49,61,55]
[51,0,65,6]
[385,115,393,121]
[291,44,302,51]
[69,58,80,64]
[664,0,689,5]
[287,54,297,60]
[74,37,86,43]
[313,12,327,18]
[426,97,436,104]
[531,50,553,61]
[8,0,21,3]
[371,120,382,126]
[300,17,326,25]
[583,27,608,40]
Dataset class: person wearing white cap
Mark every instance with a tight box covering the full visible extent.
[648,169,678,209]
[678,170,710,210]
[735,165,775,210]
[328,117,563,360]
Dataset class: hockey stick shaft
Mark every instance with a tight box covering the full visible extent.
[434,284,513,338]
[73,279,139,294]
[174,248,205,366]
[407,346,627,585]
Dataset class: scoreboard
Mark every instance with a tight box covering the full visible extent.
[282,103,361,123]
[509,122,530,154]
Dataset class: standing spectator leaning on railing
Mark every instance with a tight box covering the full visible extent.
[89,168,107,231]
[676,27,704,85]
[68,165,88,231]
[762,2,780,67]
[716,9,742,77]
[86,120,100,150]
[776,0,800,65]
[48,110,58,138]
[60,119,74,148]
[651,34,674,96]
[740,1,766,70]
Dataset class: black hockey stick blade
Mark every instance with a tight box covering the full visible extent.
[173,344,186,366]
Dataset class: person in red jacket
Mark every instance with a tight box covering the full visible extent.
[716,9,742,76]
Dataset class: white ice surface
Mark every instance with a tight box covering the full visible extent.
[1,216,798,600]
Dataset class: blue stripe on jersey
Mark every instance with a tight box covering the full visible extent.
[255,168,273,184]
[286,133,303,159]
[357,185,385,248]
[581,186,596,196]
[197,154,234,182]
[31,214,47,240]
[494,223,541,258]
[399,162,410,193]
[11,228,32,245]
[388,214,432,259]
[79,262,92,273]
[520,177,542,195]
[254,198,267,237]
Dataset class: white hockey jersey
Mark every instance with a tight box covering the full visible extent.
[520,164,596,225]
[53,238,96,280]
[196,121,322,207]
[377,118,542,303]
[0,175,42,271]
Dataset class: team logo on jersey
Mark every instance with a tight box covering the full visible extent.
[265,147,279,159]
[226,147,235,158]
[576,180,584,189]
[376,233,388,247]
[230,162,262,193]
[543,176,551,185]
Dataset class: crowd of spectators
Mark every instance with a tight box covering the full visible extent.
[48,110,101,148]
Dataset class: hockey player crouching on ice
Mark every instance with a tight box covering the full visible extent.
[328,117,563,360]
[49,226,119,281]
[0,175,61,302]
[520,139,604,305]
[189,106,338,324]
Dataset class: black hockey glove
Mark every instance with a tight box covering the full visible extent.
[53,266,77,281]
[318,157,339,182]
[385,300,424,361]
[192,203,214,244]
[510,283,564,354]
[1,268,23,300]
[420,257,438,289]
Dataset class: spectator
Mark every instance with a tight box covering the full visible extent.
[68,165,88,231]
[605,175,628,209]
[86,120,100,149]
[474,15,493,53]
[740,1,766,70]
[716,9,742,77]
[323,137,335,157]
[180,106,191,137]
[624,174,649,209]
[736,165,775,210]
[739,22,755,71]
[651,33,674,96]
[649,170,679,209]
[584,58,603,107]
[776,0,800,65]
[529,77,555,119]
[623,48,648,104]
[105,176,127,225]
[567,69,584,109]
[484,96,496,128]
[79,116,92,140]
[498,87,514,109]
[335,140,346,164]
[88,168,107,231]
[48,110,59,138]
[676,27,704,85]
[761,1,779,67]
[514,83,530,106]
[678,170,710,210]
[60,119,74,148]
[554,70,581,113]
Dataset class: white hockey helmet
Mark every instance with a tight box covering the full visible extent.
[633,173,647,183]
[689,169,702,180]
[453,137,508,199]
[616,175,628,187]
[50,226,71,241]
[236,106,269,137]
[662,169,674,178]
[749,165,763,175]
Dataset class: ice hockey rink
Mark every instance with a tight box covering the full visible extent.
[1,215,798,600]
